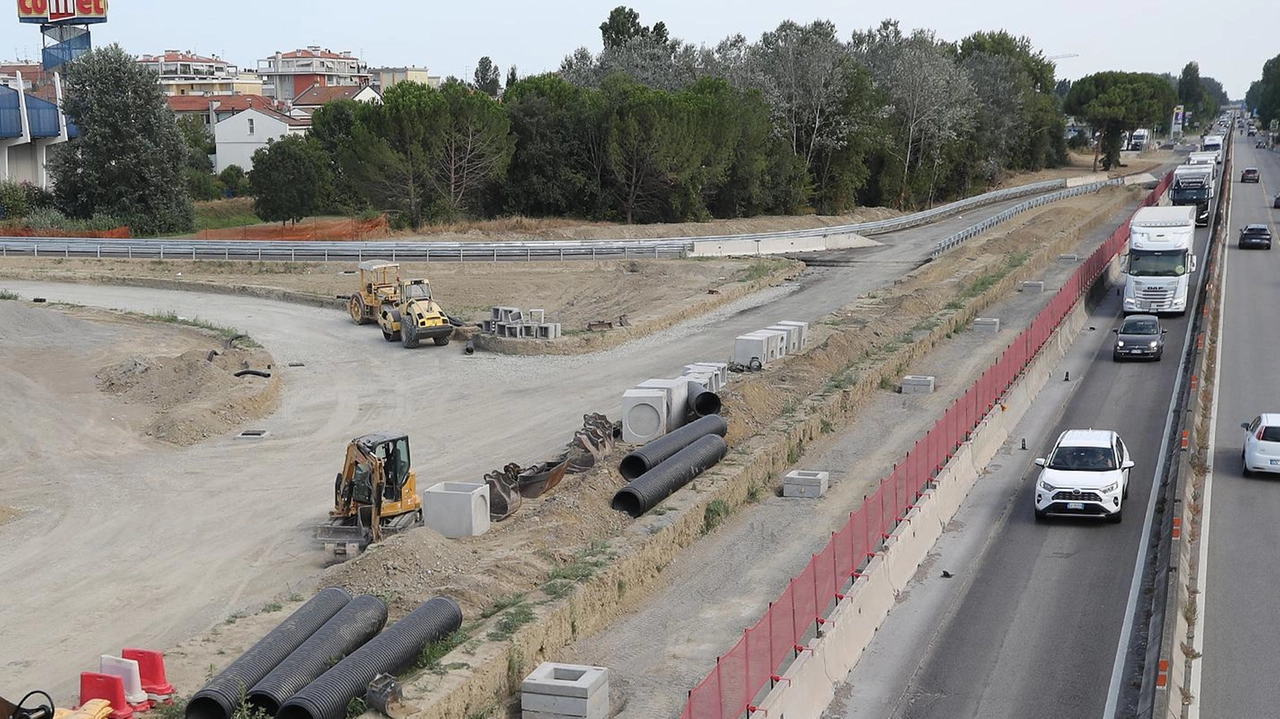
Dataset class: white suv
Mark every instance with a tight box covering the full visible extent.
[1033,429,1134,523]
[1241,414,1280,476]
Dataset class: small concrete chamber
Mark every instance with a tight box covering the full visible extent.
[689,361,730,386]
[783,470,830,498]
[521,662,609,719]
[622,388,668,444]
[756,329,788,359]
[636,378,690,431]
[733,333,771,367]
[899,375,936,394]
[423,482,490,538]
[1021,281,1045,293]
[766,324,802,354]
[775,320,809,350]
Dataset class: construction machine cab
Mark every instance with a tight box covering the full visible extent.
[320,433,423,560]
[348,260,402,325]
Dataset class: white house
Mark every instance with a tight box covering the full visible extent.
[213,105,308,173]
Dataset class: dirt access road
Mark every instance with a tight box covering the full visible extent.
[0,160,1164,703]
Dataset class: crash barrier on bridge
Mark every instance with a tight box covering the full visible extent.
[679,169,1174,719]
[930,176,1131,257]
[0,180,1068,263]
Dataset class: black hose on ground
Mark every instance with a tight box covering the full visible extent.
[234,369,272,378]
[612,434,728,517]
[617,414,727,481]
[685,381,722,419]
[464,340,475,355]
[186,588,352,719]
[277,597,463,719]
[247,595,389,716]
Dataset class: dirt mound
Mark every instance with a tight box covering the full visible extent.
[96,345,280,445]
[0,300,106,345]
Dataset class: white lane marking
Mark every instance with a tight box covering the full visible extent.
[1101,184,1210,719]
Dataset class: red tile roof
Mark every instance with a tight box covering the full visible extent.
[251,105,310,127]
[292,84,370,106]
[167,94,278,113]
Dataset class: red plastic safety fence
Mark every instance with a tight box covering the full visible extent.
[683,172,1173,719]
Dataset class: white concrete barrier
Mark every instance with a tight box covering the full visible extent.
[749,260,1104,719]
[1065,172,1109,188]
[688,233,879,258]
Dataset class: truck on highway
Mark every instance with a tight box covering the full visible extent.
[1202,134,1225,163]
[1170,164,1214,227]
[1123,205,1198,315]
[1187,151,1219,177]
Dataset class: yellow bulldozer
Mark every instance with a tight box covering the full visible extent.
[316,432,424,561]
[377,278,456,348]
[348,260,401,325]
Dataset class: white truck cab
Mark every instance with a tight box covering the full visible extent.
[1123,206,1198,315]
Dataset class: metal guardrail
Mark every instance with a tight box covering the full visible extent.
[0,180,1067,263]
[930,178,1128,257]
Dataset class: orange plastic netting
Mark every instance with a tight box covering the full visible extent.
[195,216,391,241]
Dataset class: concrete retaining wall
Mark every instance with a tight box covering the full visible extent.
[1065,172,1110,188]
[747,255,1124,719]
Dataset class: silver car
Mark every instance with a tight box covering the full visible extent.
[1112,314,1166,361]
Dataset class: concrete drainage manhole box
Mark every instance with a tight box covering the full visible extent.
[236,429,269,440]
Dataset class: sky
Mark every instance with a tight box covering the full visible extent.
[1,0,1275,98]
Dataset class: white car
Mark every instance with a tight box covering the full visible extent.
[1241,414,1280,476]
[1033,429,1133,523]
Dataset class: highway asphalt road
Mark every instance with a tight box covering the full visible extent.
[1199,135,1280,715]
[0,183,1082,702]
[827,170,1212,719]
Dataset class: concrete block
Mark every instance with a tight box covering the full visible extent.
[690,362,729,386]
[537,323,561,340]
[521,689,608,718]
[1021,281,1045,293]
[734,334,770,367]
[622,389,667,444]
[756,329,788,360]
[775,320,809,349]
[766,324,802,354]
[491,306,503,321]
[519,323,538,339]
[683,370,719,393]
[522,663,609,699]
[495,306,521,322]
[530,309,546,323]
[899,375,936,394]
[508,309,524,324]
[637,378,689,431]
[972,317,1000,334]
[423,482,490,538]
[783,470,829,498]
[1058,253,1079,262]
[504,324,522,338]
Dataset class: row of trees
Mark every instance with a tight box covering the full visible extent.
[1246,53,1280,130]
[42,11,1203,234]
[249,13,1078,225]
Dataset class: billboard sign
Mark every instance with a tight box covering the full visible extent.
[17,0,108,24]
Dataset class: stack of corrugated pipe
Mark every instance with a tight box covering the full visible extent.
[611,379,727,517]
[185,588,462,719]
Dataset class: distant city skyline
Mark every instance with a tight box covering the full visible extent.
[0,0,1271,98]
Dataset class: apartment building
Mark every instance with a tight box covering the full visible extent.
[370,67,441,93]
[138,50,264,96]
[255,46,370,104]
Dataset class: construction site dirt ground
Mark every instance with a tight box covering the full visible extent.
[69,185,1146,716]
[0,169,1158,707]
[0,257,791,334]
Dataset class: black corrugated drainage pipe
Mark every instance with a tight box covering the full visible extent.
[186,588,352,719]
[612,434,728,517]
[685,381,722,419]
[246,595,389,716]
[277,597,464,719]
[617,414,728,481]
